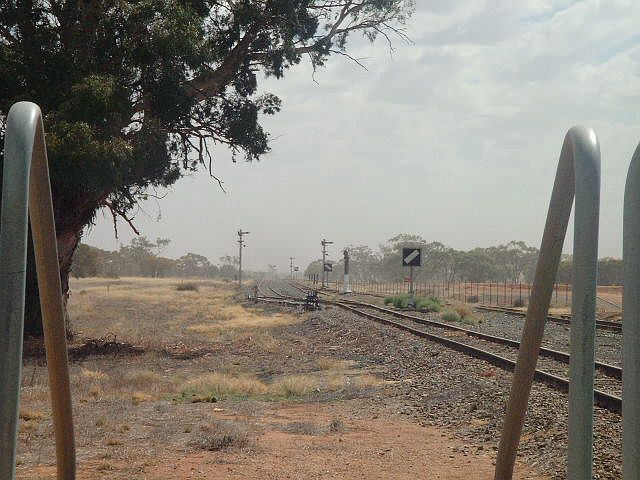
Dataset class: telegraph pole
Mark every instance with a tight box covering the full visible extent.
[289,257,295,280]
[237,229,250,287]
[321,238,333,288]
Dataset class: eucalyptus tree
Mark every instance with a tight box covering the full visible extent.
[0,0,414,335]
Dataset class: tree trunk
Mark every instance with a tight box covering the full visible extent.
[23,226,81,338]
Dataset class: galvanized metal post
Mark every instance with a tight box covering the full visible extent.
[342,249,351,293]
[623,142,640,479]
[494,126,599,480]
[0,102,76,479]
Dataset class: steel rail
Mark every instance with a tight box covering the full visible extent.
[333,302,620,412]
[339,300,621,379]
[494,127,600,480]
[476,304,622,332]
[268,287,621,411]
[0,102,75,479]
[623,142,640,479]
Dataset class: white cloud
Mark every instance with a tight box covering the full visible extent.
[86,0,640,272]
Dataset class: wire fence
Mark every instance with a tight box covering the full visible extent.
[304,274,623,310]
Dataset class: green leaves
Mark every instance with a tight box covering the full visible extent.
[0,0,413,233]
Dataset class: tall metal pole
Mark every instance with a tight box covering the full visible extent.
[289,257,295,280]
[321,238,333,288]
[494,126,600,480]
[343,249,352,293]
[237,229,249,287]
[623,142,640,479]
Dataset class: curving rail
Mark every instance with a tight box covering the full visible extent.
[494,127,600,480]
[0,102,75,479]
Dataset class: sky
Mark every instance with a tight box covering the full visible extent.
[86,0,640,274]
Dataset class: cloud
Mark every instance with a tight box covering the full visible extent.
[86,0,640,271]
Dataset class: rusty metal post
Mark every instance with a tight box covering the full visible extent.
[623,142,640,479]
[0,102,76,479]
[494,126,600,480]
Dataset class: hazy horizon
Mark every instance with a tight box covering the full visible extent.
[85,1,640,274]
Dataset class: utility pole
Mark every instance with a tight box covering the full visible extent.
[237,229,249,287]
[321,238,333,288]
[289,257,295,280]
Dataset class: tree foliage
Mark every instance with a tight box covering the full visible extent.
[71,238,231,279]
[0,0,414,232]
[307,235,542,284]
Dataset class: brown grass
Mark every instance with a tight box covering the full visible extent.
[454,305,473,319]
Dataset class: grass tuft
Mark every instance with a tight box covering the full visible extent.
[440,310,461,322]
[176,282,199,292]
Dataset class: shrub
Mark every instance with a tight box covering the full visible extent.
[513,297,525,308]
[428,296,442,305]
[176,282,199,292]
[415,297,441,312]
[466,295,479,303]
[383,296,394,305]
[393,294,410,309]
[454,305,473,319]
[461,316,477,326]
[440,310,461,322]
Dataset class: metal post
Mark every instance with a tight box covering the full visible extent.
[409,265,414,295]
[289,257,295,280]
[342,249,351,293]
[494,126,600,480]
[237,229,249,287]
[623,141,640,479]
[0,102,76,479]
[321,238,333,288]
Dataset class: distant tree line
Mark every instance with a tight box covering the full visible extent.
[72,237,240,279]
[304,234,622,286]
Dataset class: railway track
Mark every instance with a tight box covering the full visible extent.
[476,304,622,332]
[262,281,622,413]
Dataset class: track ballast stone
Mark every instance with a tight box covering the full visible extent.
[293,306,621,479]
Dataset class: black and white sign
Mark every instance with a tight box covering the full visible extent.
[323,262,333,272]
[402,248,421,267]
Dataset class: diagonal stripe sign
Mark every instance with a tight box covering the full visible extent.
[404,249,419,264]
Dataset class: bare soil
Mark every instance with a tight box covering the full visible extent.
[15,278,546,479]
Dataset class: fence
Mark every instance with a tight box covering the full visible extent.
[306,275,580,308]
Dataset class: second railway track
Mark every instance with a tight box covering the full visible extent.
[262,281,622,413]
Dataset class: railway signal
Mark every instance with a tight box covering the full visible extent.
[289,257,295,280]
[402,247,421,295]
[321,239,333,288]
[237,229,249,287]
[342,249,352,293]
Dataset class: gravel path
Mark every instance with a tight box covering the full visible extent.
[289,304,621,479]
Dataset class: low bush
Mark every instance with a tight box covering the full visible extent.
[415,297,441,312]
[393,294,410,309]
[385,294,442,312]
[176,282,199,292]
[454,305,473,319]
[440,310,461,322]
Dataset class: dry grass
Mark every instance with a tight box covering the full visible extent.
[454,305,473,319]
[270,375,318,397]
[68,277,299,352]
[192,419,251,451]
[19,409,45,422]
[179,373,268,399]
[316,357,353,371]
